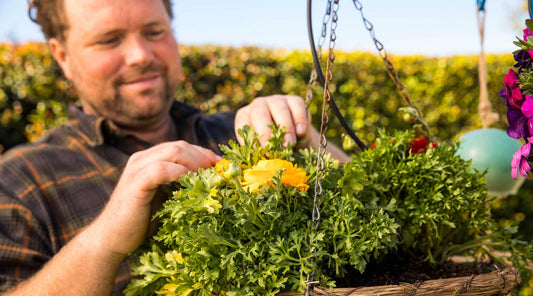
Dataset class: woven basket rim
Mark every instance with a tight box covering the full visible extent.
[278,266,520,296]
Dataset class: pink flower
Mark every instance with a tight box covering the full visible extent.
[504,69,525,109]
[521,94,533,118]
[511,137,533,179]
[524,28,533,40]
[504,68,519,88]
[529,118,533,136]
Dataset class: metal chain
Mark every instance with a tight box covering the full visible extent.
[351,0,431,140]
[305,1,339,295]
[305,0,332,106]
[352,0,411,106]
[317,0,332,56]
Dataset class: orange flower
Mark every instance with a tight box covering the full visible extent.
[242,159,309,192]
[215,159,232,174]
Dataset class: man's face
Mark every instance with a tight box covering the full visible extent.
[51,0,181,130]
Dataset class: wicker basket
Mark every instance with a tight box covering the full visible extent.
[278,266,520,296]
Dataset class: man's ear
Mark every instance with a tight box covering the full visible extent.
[49,38,73,80]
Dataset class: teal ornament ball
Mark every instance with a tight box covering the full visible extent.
[457,128,525,197]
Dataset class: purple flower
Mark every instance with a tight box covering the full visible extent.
[505,98,530,138]
[511,138,533,179]
[514,50,533,72]
[504,26,533,180]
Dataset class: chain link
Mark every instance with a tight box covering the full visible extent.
[305,1,339,295]
[305,0,332,106]
[352,0,431,140]
[351,0,412,106]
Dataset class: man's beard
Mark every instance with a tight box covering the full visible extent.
[85,62,178,130]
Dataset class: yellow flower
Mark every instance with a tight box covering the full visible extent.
[204,196,222,213]
[209,188,218,198]
[156,283,193,296]
[215,159,242,179]
[242,159,309,192]
[214,159,231,174]
[165,250,184,265]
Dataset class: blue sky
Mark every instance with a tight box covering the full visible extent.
[0,0,528,57]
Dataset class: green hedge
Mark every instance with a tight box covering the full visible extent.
[0,42,514,153]
[179,46,514,148]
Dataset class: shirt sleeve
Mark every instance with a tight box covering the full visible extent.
[0,153,53,291]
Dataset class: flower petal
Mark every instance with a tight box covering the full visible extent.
[522,95,533,118]
[528,118,533,138]
[242,159,309,192]
[510,86,524,109]
[519,157,532,178]
[215,159,231,174]
[281,167,310,191]
[520,142,532,157]
[499,87,507,98]
[528,49,533,60]
[506,99,529,138]
[524,28,533,40]
[512,148,522,179]
[504,69,519,89]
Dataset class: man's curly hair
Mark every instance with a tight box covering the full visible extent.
[28,0,174,42]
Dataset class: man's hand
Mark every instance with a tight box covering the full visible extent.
[235,95,352,163]
[235,95,311,147]
[5,141,221,296]
[96,141,221,256]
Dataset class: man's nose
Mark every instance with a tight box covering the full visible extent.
[124,36,154,67]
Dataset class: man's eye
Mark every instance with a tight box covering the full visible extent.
[97,37,119,45]
[147,30,165,39]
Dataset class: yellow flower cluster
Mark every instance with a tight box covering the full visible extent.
[216,158,309,193]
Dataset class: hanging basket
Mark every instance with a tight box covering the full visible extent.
[278,266,520,296]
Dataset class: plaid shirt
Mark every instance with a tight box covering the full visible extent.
[0,101,236,294]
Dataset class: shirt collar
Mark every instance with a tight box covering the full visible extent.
[66,101,202,151]
[67,104,150,152]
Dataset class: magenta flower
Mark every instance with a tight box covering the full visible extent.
[522,94,533,118]
[524,28,533,40]
[511,138,533,179]
[503,69,524,109]
[500,69,531,139]
[503,24,533,180]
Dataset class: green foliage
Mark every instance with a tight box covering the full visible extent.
[352,130,533,270]
[126,127,531,295]
[126,126,345,295]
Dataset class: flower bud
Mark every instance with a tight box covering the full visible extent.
[399,107,418,124]
[223,162,242,179]
[342,134,356,152]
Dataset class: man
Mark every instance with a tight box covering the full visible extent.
[0,0,349,295]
